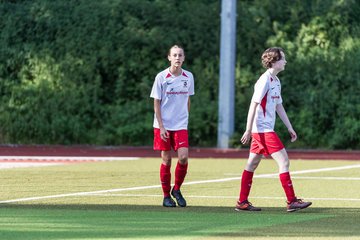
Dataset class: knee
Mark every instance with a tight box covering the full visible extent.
[277,158,290,173]
[284,160,290,169]
[246,161,260,172]
[178,154,188,165]
[281,160,290,172]
[162,155,172,166]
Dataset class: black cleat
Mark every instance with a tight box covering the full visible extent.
[171,188,187,207]
[163,197,176,207]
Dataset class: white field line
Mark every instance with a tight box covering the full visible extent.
[1,163,360,204]
[182,164,360,185]
[0,156,139,170]
[86,193,360,202]
[0,184,162,204]
[225,173,360,181]
[0,156,139,161]
[254,164,360,179]
[285,176,360,181]
[0,162,65,169]
[231,176,360,181]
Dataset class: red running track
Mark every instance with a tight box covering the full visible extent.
[0,145,359,160]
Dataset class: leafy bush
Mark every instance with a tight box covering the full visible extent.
[0,0,359,149]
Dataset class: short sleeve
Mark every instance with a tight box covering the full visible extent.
[251,76,269,103]
[189,73,195,96]
[150,74,162,100]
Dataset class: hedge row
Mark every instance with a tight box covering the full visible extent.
[0,0,359,149]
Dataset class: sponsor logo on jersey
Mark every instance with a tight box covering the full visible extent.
[166,91,189,95]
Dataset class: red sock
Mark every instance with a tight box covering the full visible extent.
[160,164,171,197]
[279,172,296,202]
[239,170,254,203]
[174,162,188,191]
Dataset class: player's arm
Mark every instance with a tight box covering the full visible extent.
[154,99,169,141]
[276,103,297,142]
[188,97,191,112]
[241,101,259,145]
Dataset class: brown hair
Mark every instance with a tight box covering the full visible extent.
[168,44,185,56]
[261,47,284,68]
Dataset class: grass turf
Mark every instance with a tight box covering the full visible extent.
[0,205,359,239]
[0,158,359,239]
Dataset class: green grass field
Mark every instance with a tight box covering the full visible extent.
[1,157,360,239]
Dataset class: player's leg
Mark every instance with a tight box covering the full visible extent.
[154,128,176,207]
[171,130,189,207]
[241,153,262,201]
[235,153,262,211]
[160,150,176,207]
[174,147,188,190]
[272,148,312,212]
[264,132,296,203]
[245,152,262,172]
[271,148,290,173]
[160,150,172,196]
[271,148,295,201]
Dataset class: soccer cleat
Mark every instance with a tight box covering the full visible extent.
[287,198,312,212]
[163,196,176,207]
[171,188,187,207]
[235,200,261,211]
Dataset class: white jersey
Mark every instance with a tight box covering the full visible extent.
[150,68,195,130]
[251,69,283,133]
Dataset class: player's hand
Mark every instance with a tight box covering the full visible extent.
[160,127,169,142]
[240,130,251,145]
[288,128,297,142]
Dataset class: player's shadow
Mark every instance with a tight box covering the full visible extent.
[0,204,359,239]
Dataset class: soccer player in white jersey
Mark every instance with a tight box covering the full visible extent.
[235,47,312,212]
[150,45,194,207]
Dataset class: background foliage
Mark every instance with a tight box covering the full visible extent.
[0,0,359,149]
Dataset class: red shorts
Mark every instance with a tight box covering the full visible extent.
[153,128,189,151]
[250,132,284,156]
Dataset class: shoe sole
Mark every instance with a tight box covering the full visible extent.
[163,205,176,207]
[287,202,312,212]
[176,203,186,207]
[234,208,261,212]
